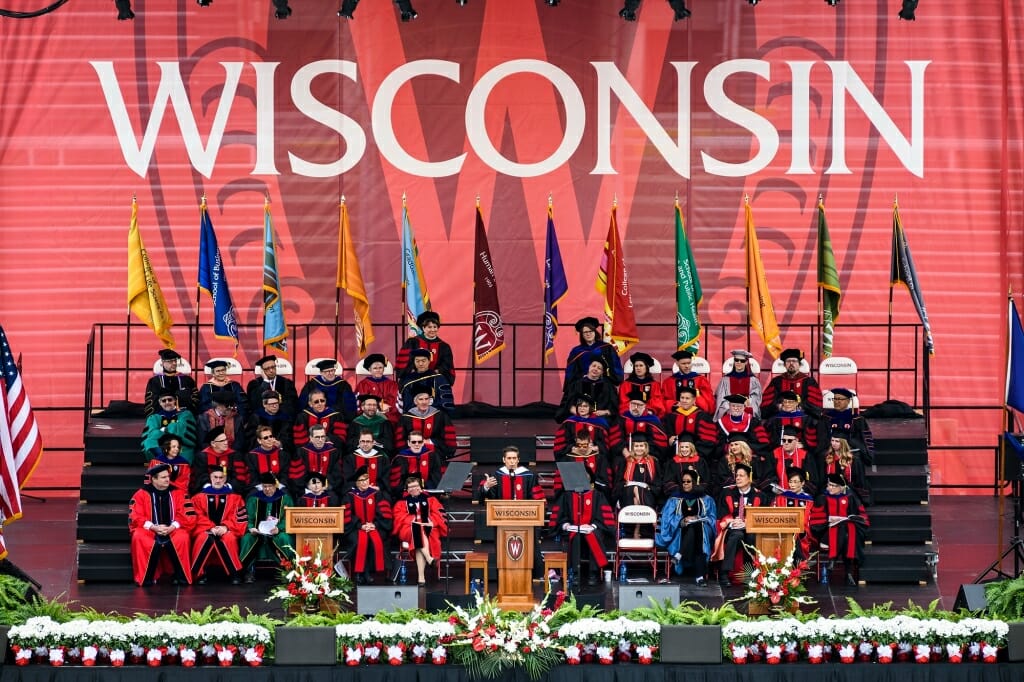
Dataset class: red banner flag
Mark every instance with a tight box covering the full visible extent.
[595,203,639,355]
[473,204,505,364]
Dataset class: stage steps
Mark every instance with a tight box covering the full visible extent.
[859,418,936,584]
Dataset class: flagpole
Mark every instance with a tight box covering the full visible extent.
[885,197,898,399]
[124,195,135,399]
[194,195,206,374]
[471,194,479,403]
[334,196,345,362]
[816,194,824,361]
[743,195,752,352]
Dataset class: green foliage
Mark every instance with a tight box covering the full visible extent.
[625,599,744,626]
[845,598,896,619]
[985,575,1024,621]
[901,598,946,620]
[5,593,76,625]
[374,608,434,624]
[0,575,32,614]
[546,593,604,630]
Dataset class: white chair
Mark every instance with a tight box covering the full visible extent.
[722,357,762,375]
[819,356,859,393]
[623,358,663,377]
[770,358,810,376]
[203,357,243,375]
[254,357,294,379]
[152,358,192,374]
[613,505,660,582]
[354,357,395,376]
[305,358,341,377]
[690,357,711,375]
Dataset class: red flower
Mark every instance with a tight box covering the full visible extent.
[472,638,485,652]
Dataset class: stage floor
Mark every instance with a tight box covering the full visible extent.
[3,495,1016,617]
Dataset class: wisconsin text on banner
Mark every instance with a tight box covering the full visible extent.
[337,198,374,356]
[817,199,842,358]
[262,199,288,354]
[744,201,783,359]
[1006,296,1024,413]
[674,200,702,352]
[400,196,431,338]
[890,202,934,355]
[543,203,568,364]
[472,203,505,364]
[595,202,639,355]
[0,325,43,560]
[127,197,175,348]
[197,197,240,348]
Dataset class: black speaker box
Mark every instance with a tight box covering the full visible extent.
[425,591,475,612]
[617,584,680,611]
[356,585,420,614]
[953,583,988,612]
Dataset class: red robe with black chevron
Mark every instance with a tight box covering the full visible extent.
[129,484,196,585]
[553,489,614,569]
[342,487,393,573]
[190,485,246,576]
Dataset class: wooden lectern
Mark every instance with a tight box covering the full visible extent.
[284,506,346,556]
[744,507,806,559]
[485,499,545,611]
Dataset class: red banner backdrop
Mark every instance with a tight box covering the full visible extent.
[0,1,1021,492]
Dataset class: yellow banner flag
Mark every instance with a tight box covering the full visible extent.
[127,198,175,348]
[744,201,782,359]
[337,200,375,355]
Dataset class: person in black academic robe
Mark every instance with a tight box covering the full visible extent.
[144,349,199,416]
[245,354,299,415]
[394,311,456,387]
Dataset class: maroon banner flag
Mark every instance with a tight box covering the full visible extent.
[473,204,506,364]
[595,203,639,355]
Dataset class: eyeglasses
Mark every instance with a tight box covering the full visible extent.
[781,438,797,443]
[260,435,275,440]
[311,399,327,404]
[356,478,370,483]
[264,402,280,407]
[311,434,327,439]
[681,480,694,485]
[212,438,228,444]
[408,440,424,445]
[733,359,747,363]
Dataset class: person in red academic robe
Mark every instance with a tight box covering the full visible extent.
[342,466,393,584]
[392,476,448,586]
[772,467,815,561]
[190,467,246,584]
[292,389,349,449]
[618,352,667,418]
[354,353,401,424]
[553,476,615,587]
[395,311,456,386]
[761,348,823,419]
[712,463,768,586]
[388,433,443,497]
[396,389,458,460]
[663,386,718,460]
[662,350,715,415]
[297,472,339,507]
[344,430,391,494]
[129,463,196,586]
[810,473,870,587]
[288,424,345,497]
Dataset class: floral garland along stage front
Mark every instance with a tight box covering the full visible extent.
[8,617,271,667]
[723,616,1009,664]
[4,608,1016,669]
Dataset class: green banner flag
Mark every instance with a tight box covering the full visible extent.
[816,200,842,357]
[674,201,703,351]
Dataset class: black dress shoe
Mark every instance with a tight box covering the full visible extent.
[196,574,208,585]
[338,10,354,18]
[845,573,858,587]
[243,571,256,584]
[230,574,242,585]
[400,10,417,21]
[364,573,374,585]
[619,8,637,21]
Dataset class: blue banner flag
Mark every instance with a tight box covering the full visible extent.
[197,199,239,347]
[400,198,430,337]
[890,203,934,355]
[1007,297,1024,412]
[262,199,288,353]
[543,205,568,363]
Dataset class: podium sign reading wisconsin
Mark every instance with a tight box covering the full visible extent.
[285,507,345,554]
[744,507,806,560]
[485,500,545,612]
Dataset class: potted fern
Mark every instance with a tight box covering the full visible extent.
[985,576,1024,661]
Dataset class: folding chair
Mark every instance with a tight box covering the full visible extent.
[613,505,659,581]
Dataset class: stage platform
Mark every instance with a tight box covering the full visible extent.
[0,411,988,617]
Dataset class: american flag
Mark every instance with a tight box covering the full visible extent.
[0,324,42,552]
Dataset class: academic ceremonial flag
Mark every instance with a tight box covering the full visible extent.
[674,200,702,352]
[543,205,568,364]
[337,200,375,355]
[817,200,842,358]
[472,204,506,364]
[400,198,431,337]
[595,202,639,355]
[0,325,43,559]
[262,199,288,353]
[197,198,239,347]
[127,197,175,348]
[890,202,934,355]
[1007,297,1024,413]
[744,201,783,359]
